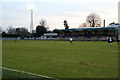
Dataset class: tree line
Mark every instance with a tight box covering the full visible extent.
[2,19,50,38]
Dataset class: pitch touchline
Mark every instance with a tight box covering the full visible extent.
[1,67,58,80]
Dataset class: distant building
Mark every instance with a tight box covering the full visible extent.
[32,30,36,34]
[43,33,58,39]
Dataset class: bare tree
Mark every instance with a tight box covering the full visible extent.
[79,23,88,28]
[7,26,16,34]
[86,13,102,27]
[40,19,46,27]
[16,27,29,37]
[7,26,29,37]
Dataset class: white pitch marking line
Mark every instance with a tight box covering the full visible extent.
[0,67,58,80]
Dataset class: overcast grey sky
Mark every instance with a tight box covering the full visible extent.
[1,0,119,31]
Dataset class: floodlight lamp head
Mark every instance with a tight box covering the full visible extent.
[28,5,34,11]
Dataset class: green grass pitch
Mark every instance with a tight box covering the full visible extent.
[2,40,118,78]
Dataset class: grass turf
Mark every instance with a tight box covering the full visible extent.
[2,40,118,78]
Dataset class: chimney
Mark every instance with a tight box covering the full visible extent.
[103,19,105,27]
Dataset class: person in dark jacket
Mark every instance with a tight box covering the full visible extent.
[108,37,113,46]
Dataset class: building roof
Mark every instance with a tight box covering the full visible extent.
[108,23,120,27]
[43,33,58,36]
[53,27,117,32]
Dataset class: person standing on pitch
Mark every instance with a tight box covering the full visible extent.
[69,37,73,44]
[108,37,113,46]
